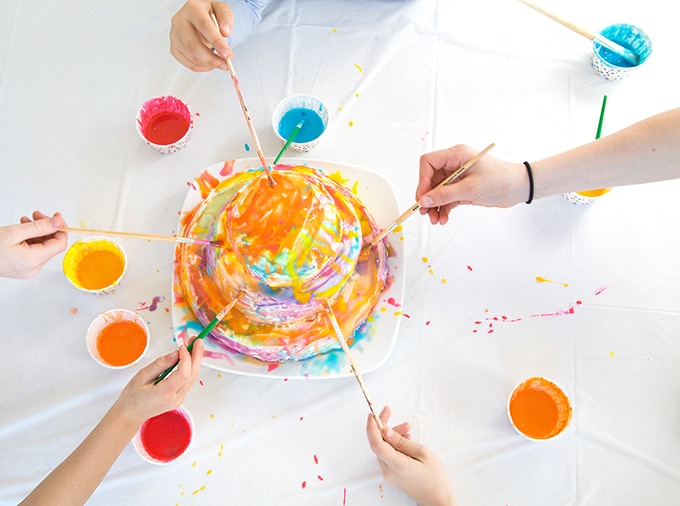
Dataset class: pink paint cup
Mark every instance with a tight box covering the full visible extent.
[136,95,193,154]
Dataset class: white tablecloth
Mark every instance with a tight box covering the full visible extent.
[2,0,680,504]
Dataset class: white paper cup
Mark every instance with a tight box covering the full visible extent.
[507,376,572,441]
[136,95,193,154]
[133,405,194,464]
[591,23,652,81]
[272,94,329,153]
[86,308,149,369]
[62,236,127,294]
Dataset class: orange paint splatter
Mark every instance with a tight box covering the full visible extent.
[194,169,221,199]
[220,160,235,176]
[70,307,78,315]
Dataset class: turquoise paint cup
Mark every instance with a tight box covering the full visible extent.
[591,23,652,80]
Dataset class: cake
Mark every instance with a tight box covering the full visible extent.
[175,164,391,362]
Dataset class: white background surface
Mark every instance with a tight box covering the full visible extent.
[1,0,679,504]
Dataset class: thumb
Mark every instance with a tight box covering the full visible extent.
[383,426,428,461]
[419,181,466,208]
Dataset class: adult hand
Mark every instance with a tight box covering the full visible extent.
[170,0,234,71]
[416,144,528,225]
[367,406,456,506]
[0,211,68,279]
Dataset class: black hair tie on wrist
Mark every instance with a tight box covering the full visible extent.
[523,161,534,204]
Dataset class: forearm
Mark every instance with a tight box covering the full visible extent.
[226,0,271,46]
[532,108,680,198]
[20,404,141,506]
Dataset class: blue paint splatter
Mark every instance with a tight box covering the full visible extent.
[244,143,251,152]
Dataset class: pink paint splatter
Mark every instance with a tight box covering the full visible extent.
[301,481,307,489]
[343,487,347,505]
[467,265,473,271]
[317,475,324,481]
[299,416,303,421]
[267,362,281,372]
[425,320,431,326]
[594,286,607,295]
[313,454,319,464]
[199,379,204,386]
[386,297,401,307]
[402,313,411,319]
[219,160,236,177]
[195,112,201,116]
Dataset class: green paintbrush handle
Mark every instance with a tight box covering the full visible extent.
[273,120,305,165]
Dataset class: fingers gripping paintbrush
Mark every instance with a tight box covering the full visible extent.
[154,293,242,385]
[370,142,495,247]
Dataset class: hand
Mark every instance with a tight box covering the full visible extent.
[416,144,528,225]
[367,406,456,506]
[170,0,235,71]
[111,339,205,426]
[0,211,68,279]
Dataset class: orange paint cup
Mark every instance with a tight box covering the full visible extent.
[86,309,150,369]
[63,236,127,294]
[563,188,611,205]
[507,376,572,441]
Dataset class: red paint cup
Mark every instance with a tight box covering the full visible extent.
[133,405,194,464]
[136,95,193,154]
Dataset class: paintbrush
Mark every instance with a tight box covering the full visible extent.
[211,13,275,187]
[273,120,305,165]
[370,142,495,247]
[516,0,639,65]
[154,293,242,385]
[62,227,219,247]
[323,300,385,432]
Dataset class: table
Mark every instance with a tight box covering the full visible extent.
[2,0,680,504]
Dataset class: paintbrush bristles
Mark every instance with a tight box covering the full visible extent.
[370,142,495,246]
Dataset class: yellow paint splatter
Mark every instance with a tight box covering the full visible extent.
[328,170,349,185]
[351,180,359,194]
[192,461,197,467]
[218,444,224,457]
[609,351,616,358]
[349,121,354,127]
[380,307,387,312]
[207,469,213,476]
[429,269,434,275]
[338,106,343,111]
[393,311,403,317]
[441,278,447,284]
[332,28,337,32]
[422,257,429,262]
[193,485,206,495]
[535,275,568,287]
[355,63,363,72]
[393,225,403,233]
[355,92,360,97]
[210,413,215,419]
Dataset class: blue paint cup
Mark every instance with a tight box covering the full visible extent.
[272,94,329,153]
[591,23,652,80]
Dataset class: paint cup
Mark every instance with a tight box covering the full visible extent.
[272,94,329,153]
[136,95,193,154]
[591,24,652,81]
[507,376,572,441]
[133,405,194,465]
[562,187,611,205]
[86,308,150,369]
[63,236,127,294]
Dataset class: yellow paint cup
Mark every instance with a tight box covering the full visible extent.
[563,188,611,205]
[63,236,127,294]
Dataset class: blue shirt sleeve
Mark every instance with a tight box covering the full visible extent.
[226,0,272,47]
